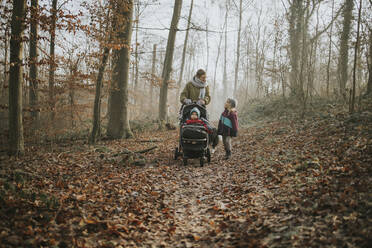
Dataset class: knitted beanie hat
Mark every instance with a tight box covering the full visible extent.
[190,107,200,118]
[228,98,237,108]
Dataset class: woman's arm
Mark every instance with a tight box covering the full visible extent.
[204,85,211,105]
[180,82,190,104]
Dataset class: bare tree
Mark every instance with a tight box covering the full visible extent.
[8,0,26,156]
[350,0,362,113]
[90,45,110,144]
[158,0,182,122]
[48,0,57,122]
[1,23,10,97]
[150,44,157,108]
[205,17,209,72]
[177,0,194,97]
[222,1,228,98]
[107,0,134,139]
[338,0,353,100]
[133,0,139,97]
[326,0,335,97]
[212,19,225,104]
[29,0,39,129]
[233,0,243,97]
[367,29,372,96]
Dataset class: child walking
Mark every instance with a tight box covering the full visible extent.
[217,98,238,159]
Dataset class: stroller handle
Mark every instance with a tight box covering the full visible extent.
[181,102,206,110]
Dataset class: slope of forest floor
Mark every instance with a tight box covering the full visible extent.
[0,103,371,247]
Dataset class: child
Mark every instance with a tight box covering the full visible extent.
[217,98,238,159]
[185,107,218,149]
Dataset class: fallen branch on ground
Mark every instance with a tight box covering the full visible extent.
[114,146,158,156]
[135,139,162,143]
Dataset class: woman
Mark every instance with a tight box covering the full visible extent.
[180,69,211,106]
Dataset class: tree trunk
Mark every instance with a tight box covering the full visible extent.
[134,0,139,99]
[326,0,334,97]
[338,0,353,100]
[69,61,78,128]
[1,25,10,97]
[90,46,110,144]
[255,12,261,97]
[29,0,39,130]
[158,0,182,122]
[150,44,157,110]
[350,0,362,113]
[49,0,57,122]
[222,4,228,98]
[107,0,134,139]
[272,21,278,96]
[205,17,209,72]
[366,29,372,96]
[233,0,243,98]
[177,0,193,97]
[288,0,302,97]
[212,23,224,103]
[244,34,250,103]
[8,0,26,156]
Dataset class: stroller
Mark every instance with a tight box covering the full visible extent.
[174,103,211,166]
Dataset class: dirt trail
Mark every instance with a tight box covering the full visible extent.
[1,117,371,247]
[145,131,277,247]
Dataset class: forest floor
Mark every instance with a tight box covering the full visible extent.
[0,109,371,247]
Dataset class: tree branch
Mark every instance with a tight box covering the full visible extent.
[310,3,344,43]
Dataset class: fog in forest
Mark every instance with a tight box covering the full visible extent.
[1,0,372,246]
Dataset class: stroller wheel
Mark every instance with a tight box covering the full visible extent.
[183,158,188,166]
[200,157,204,167]
[206,148,211,163]
[174,147,179,160]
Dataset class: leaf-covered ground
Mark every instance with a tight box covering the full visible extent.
[0,112,371,247]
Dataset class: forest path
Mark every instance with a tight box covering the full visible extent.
[147,127,286,247]
[1,116,371,247]
[146,117,371,247]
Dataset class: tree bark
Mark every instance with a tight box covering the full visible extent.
[49,0,57,121]
[134,0,139,100]
[222,3,228,98]
[244,33,250,103]
[338,0,353,100]
[158,0,182,122]
[205,17,209,72]
[326,0,334,97]
[29,0,39,129]
[212,22,224,103]
[233,0,243,98]
[288,0,302,97]
[350,0,362,113]
[69,60,78,128]
[177,0,193,97]
[272,20,279,96]
[150,44,157,108]
[367,29,372,96]
[8,0,26,156]
[255,9,262,97]
[90,46,110,144]
[1,25,10,97]
[107,0,134,139]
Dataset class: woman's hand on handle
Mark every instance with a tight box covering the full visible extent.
[184,99,192,105]
[197,99,205,105]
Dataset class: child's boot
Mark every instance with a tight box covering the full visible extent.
[225,150,231,160]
